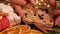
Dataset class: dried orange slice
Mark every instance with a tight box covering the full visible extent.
[1,25,31,34]
[7,31,19,34]
[1,26,20,34]
[20,25,31,34]
[26,30,43,34]
[1,27,14,34]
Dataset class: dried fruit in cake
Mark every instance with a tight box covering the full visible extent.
[22,7,53,27]
[34,9,53,27]
[22,9,34,24]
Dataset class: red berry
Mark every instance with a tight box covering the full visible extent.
[0,16,10,30]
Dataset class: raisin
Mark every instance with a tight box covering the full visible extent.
[34,14,36,16]
[45,9,48,14]
[40,17,43,19]
[25,13,27,17]
[50,20,52,22]
[41,14,44,16]
[38,14,44,20]
[38,14,41,17]
[43,21,46,23]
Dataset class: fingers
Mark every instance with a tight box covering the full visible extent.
[55,15,60,26]
[10,0,36,5]
[10,0,26,5]
[53,9,60,15]
[0,12,8,16]
[29,0,36,5]
[14,4,23,17]
[49,0,56,6]
[49,0,56,9]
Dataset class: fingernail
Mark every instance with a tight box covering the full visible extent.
[29,0,36,5]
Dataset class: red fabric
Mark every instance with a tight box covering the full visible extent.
[0,16,10,31]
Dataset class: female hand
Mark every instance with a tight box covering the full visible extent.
[10,0,56,17]
[53,9,60,15]
[9,0,35,17]
[10,0,36,5]
[55,15,60,27]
